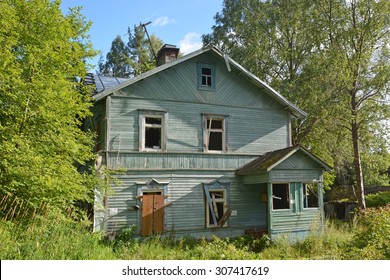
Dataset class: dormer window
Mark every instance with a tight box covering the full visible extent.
[198,63,215,91]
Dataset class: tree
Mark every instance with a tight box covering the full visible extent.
[99,24,164,77]
[317,0,390,209]
[0,0,97,217]
[128,24,164,76]
[204,0,390,208]
[99,35,132,78]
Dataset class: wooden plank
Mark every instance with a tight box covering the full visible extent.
[141,195,154,236]
[141,194,165,236]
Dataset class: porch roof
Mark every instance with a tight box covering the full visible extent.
[235,146,332,175]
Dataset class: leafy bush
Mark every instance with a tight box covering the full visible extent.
[344,205,390,259]
[366,192,390,208]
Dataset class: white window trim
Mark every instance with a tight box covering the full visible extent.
[139,110,167,152]
[205,188,227,228]
[203,114,227,153]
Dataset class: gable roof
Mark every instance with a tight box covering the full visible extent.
[235,146,332,175]
[93,45,307,119]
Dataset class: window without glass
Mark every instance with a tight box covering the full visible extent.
[303,183,319,208]
[205,189,227,227]
[272,183,290,210]
[204,116,226,152]
[140,112,166,151]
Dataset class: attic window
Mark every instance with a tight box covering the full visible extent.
[139,111,167,151]
[272,183,290,210]
[198,63,215,91]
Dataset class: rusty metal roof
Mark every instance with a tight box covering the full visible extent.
[235,146,331,175]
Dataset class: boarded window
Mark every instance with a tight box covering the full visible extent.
[272,183,290,210]
[204,116,226,152]
[303,183,319,208]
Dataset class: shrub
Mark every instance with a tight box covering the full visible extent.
[344,205,390,259]
[366,192,390,208]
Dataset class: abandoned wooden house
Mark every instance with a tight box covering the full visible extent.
[86,44,331,240]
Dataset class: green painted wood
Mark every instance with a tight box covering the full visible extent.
[115,52,283,110]
[107,96,290,154]
[103,171,268,234]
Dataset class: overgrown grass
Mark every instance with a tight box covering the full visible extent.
[1,201,389,260]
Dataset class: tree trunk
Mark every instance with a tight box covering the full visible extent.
[352,121,366,210]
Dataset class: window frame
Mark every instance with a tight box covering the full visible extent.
[272,183,291,210]
[302,183,319,209]
[205,188,227,228]
[203,114,228,153]
[139,110,167,152]
[197,63,216,91]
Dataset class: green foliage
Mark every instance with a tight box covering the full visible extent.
[204,0,390,203]
[2,212,389,260]
[99,24,164,77]
[99,35,132,78]
[366,192,390,208]
[0,0,98,216]
[0,212,115,260]
[344,205,390,259]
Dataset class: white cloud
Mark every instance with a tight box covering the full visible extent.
[179,32,203,54]
[153,16,174,26]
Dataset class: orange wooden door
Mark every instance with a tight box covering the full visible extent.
[141,194,164,236]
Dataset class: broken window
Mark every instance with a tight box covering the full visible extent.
[204,116,226,152]
[198,63,215,90]
[272,183,290,210]
[303,183,319,208]
[204,188,229,228]
[139,111,166,151]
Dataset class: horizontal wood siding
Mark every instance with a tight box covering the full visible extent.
[271,209,321,233]
[104,171,267,235]
[229,183,267,228]
[107,97,289,154]
[271,169,321,182]
[240,172,269,184]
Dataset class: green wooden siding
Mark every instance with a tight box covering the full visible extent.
[269,182,323,238]
[103,171,268,235]
[107,96,290,155]
[115,52,283,110]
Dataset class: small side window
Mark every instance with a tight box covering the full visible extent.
[198,63,215,91]
[272,183,290,210]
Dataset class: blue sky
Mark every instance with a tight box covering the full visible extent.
[61,0,223,71]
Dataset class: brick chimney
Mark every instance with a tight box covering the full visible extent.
[156,44,180,66]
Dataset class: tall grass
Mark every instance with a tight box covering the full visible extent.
[1,195,389,260]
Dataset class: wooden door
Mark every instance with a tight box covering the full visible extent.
[141,194,164,236]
